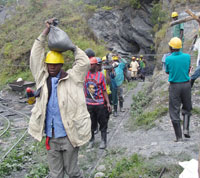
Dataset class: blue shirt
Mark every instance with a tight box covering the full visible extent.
[45,72,67,138]
[165,51,190,83]
[114,62,126,87]
[162,53,171,70]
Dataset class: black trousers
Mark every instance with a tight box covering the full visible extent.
[169,82,192,123]
[87,104,108,132]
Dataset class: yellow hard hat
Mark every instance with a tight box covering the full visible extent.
[45,51,64,64]
[171,12,178,18]
[112,56,119,61]
[136,58,139,61]
[140,55,143,58]
[102,56,107,61]
[168,37,182,49]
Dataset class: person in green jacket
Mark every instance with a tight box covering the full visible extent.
[171,12,184,51]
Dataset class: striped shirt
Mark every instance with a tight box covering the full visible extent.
[84,71,106,105]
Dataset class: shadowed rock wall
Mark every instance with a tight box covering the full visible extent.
[88,5,155,61]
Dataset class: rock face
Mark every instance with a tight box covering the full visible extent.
[88,5,155,60]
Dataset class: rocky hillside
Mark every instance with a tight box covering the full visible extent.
[88,4,154,57]
[0,0,166,87]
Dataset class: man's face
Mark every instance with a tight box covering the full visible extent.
[172,17,178,21]
[90,64,97,72]
[97,64,102,71]
[47,63,63,77]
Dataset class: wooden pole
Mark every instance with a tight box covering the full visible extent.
[185,9,200,21]
[170,12,200,26]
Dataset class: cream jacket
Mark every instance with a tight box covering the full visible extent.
[130,61,139,72]
[28,34,91,147]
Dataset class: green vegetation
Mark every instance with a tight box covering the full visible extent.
[133,107,168,130]
[192,107,200,115]
[151,2,168,30]
[120,0,141,9]
[151,1,169,52]
[102,6,113,11]
[0,0,15,6]
[25,163,48,178]
[128,90,168,130]
[0,138,48,178]
[0,146,31,176]
[123,81,137,92]
[1,130,10,138]
[86,0,141,9]
[132,91,153,117]
[154,23,169,51]
[0,0,108,88]
[103,153,182,178]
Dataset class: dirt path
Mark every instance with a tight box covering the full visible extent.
[107,80,199,168]
[1,80,200,177]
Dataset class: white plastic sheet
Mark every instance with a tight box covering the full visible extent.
[179,159,198,178]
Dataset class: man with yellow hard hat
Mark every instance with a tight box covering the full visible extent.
[171,12,184,51]
[28,19,91,178]
[165,37,191,142]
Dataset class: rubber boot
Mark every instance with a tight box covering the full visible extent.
[113,105,118,117]
[183,115,190,138]
[172,122,183,142]
[142,75,145,82]
[87,131,95,149]
[99,131,107,149]
[119,101,125,112]
[190,79,195,88]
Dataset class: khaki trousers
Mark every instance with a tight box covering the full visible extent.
[47,136,83,178]
[131,71,137,78]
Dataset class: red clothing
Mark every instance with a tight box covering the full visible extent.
[84,71,106,105]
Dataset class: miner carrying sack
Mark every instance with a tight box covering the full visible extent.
[28,18,91,178]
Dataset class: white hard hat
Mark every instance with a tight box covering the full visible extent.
[112,62,119,68]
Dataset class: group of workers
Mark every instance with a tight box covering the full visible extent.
[27,18,129,178]
[83,49,127,149]
[25,9,200,177]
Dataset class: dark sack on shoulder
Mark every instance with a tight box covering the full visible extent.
[48,25,74,52]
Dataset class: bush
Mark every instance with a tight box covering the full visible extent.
[106,154,162,178]
[120,0,141,9]
[102,6,113,11]
[151,2,168,32]
[0,0,108,89]
[134,107,168,129]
